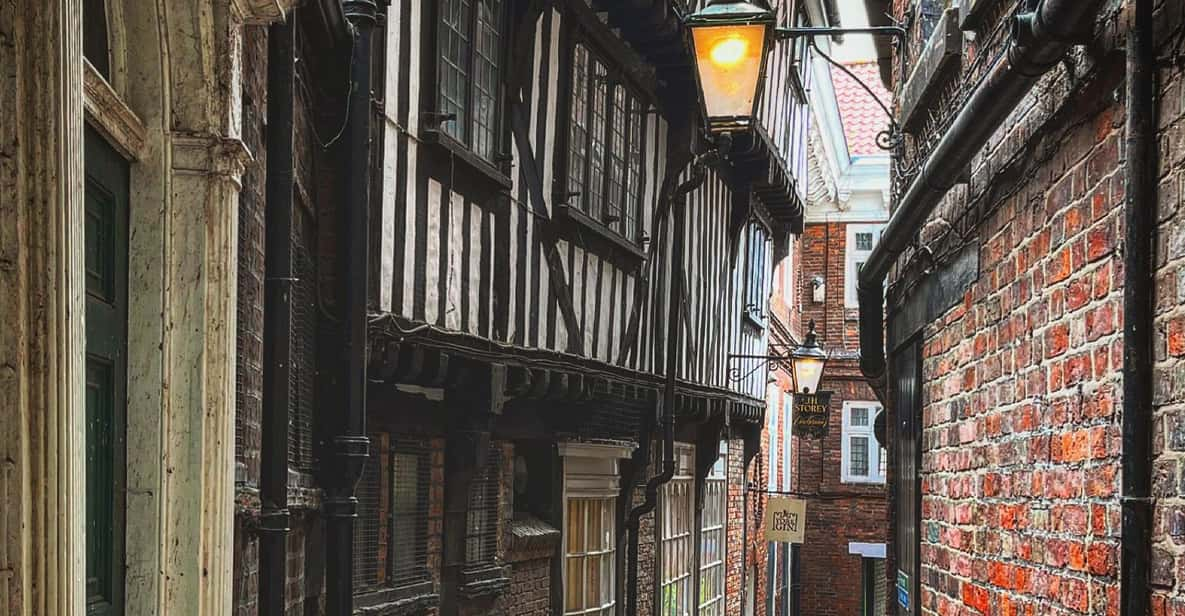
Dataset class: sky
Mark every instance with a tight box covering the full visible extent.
[830,0,878,64]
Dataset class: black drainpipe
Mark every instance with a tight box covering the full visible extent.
[857,0,1107,389]
[625,161,707,615]
[1121,0,1155,612]
[324,1,377,614]
[260,15,296,616]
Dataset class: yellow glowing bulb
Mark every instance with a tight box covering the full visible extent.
[709,36,748,68]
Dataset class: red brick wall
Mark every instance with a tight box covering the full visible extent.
[1151,2,1185,612]
[727,436,765,616]
[888,17,1132,615]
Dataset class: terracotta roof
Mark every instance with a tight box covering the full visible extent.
[831,61,891,157]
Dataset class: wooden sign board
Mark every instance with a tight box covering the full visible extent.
[764,496,806,544]
[791,391,832,439]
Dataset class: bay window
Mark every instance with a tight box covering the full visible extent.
[560,442,633,616]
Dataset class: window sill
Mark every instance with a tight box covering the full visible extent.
[555,204,647,262]
[354,580,438,616]
[421,129,513,193]
[840,477,887,486]
[743,309,767,332]
[457,563,511,599]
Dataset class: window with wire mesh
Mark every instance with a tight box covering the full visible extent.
[288,212,317,472]
[436,0,505,164]
[699,441,727,616]
[566,41,647,242]
[353,433,386,591]
[352,435,432,591]
[466,446,502,566]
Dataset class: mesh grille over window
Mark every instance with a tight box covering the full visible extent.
[353,435,432,591]
[466,446,502,566]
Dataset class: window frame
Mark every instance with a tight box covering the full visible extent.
[658,443,695,616]
[841,401,885,485]
[559,442,633,616]
[557,17,653,247]
[744,221,772,328]
[698,441,728,616]
[844,223,884,308]
[353,434,435,603]
[427,0,513,185]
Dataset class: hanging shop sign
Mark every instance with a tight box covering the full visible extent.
[764,496,806,544]
[791,391,832,439]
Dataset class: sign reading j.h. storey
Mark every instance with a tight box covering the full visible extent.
[791,391,832,439]
[764,496,806,544]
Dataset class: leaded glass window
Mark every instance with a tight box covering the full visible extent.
[566,42,647,241]
[660,444,695,616]
[437,0,505,163]
[699,442,728,616]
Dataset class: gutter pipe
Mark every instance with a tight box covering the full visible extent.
[260,15,296,616]
[324,1,376,613]
[625,161,707,616]
[857,0,1107,387]
[1121,0,1155,612]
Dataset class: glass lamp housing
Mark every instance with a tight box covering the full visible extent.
[685,1,775,134]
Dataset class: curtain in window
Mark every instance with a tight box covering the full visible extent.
[565,497,617,615]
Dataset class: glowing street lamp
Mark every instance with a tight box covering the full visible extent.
[790,320,827,394]
[684,0,776,135]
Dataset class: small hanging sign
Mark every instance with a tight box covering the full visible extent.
[764,496,806,544]
[791,391,832,439]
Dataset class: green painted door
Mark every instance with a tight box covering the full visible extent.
[84,127,128,616]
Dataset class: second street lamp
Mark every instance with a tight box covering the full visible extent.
[789,320,827,394]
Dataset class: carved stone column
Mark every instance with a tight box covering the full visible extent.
[0,1,87,615]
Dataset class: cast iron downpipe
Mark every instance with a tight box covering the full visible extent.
[857,0,1107,386]
[324,1,376,614]
[259,15,296,616]
[625,162,706,615]
[1121,0,1155,612]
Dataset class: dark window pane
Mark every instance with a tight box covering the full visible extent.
[850,437,869,477]
[568,45,590,205]
[586,60,609,222]
[604,85,628,231]
[856,232,874,251]
[439,0,472,144]
[625,97,644,242]
[472,0,502,160]
[84,0,110,78]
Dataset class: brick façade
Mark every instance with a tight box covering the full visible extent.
[874,0,1185,614]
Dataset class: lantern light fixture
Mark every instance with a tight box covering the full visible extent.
[684,0,776,135]
[789,319,827,394]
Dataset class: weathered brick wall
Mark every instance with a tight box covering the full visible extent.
[893,23,1129,616]
[800,222,862,351]
[1150,1,1185,611]
[506,558,551,616]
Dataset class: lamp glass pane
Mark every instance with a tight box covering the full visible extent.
[793,356,824,393]
[691,24,767,122]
